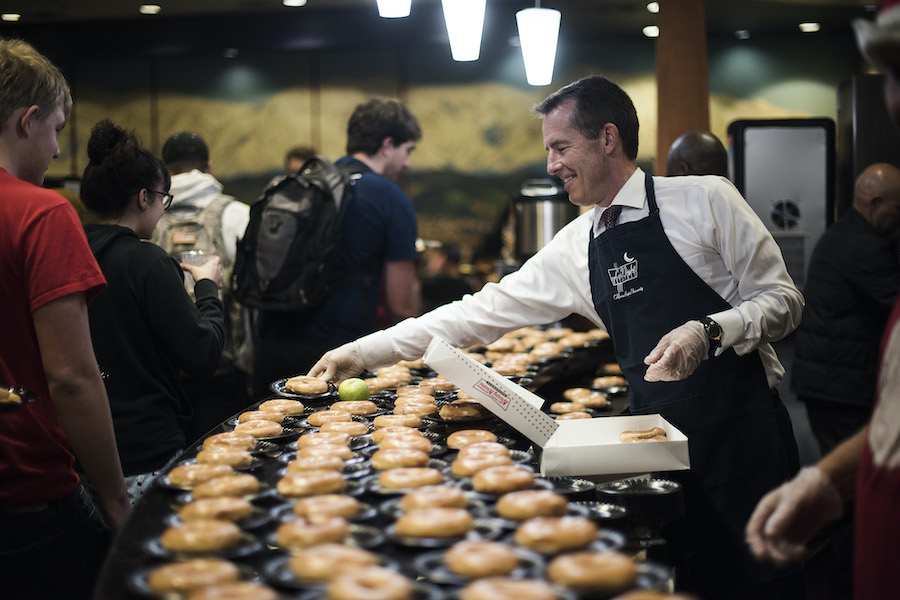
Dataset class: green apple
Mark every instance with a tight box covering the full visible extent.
[338,377,370,402]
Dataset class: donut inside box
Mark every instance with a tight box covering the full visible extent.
[423,337,690,477]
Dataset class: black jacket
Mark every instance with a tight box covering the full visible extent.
[85,225,225,474]
[792,209,900,407]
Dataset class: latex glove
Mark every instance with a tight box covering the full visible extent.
[643,320,708,382]
[307,341,366,384]
[745,466,843,565]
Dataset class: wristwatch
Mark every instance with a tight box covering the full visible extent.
[701,317,723,354]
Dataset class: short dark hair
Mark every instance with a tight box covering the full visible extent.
[162,131,209,174]
[285,145,317,164]
[81,119,170,218]
[346,97,421,156]
[534,76,639,161]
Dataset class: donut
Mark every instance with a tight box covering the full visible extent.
[192,473,260,499]
[159,519,243,554]
[446,429,497,449]
[451,453,514,477]
[185,581,279,600]
[395,358,425,368]
[307,409,352,427]
[579,392,609,408]
[399,485,468,511]
[556,411,593,420]
[286,455,345,472]
[496,490,568,521]
[202,432,256,451]
[168,463,234,489]
[292,494,361,520]
[546,551,638,594]
[563,388,594,401]
[238,410,284,424]
[285,375,329,395]
[376,366,412,383]
[396,384,434,397]
[513,516,598,554]
[373,413,422,428]
[392,395,437,407]
[277,469,346,497]
[178,497,255,522]
[364,376,400,392]
[146,558,240,595]
[297,431,351,447]
[327,566,413,600]
[258,398,305,415]
[275,515,349,549]
[491,364,520,377]
[472,466,534,494]
[195,448,253,468]
[549,401,586,414]
[378,434,433,454]
[618,427,668,443]
[371,425,421,444]
[331,400,378,415]
[460,577,560,600]
[593,375,627,388]
[233,419,283,439]
[288,543,379,582]
[600,363,623,375]
[370,448,430,470]
[378,467,443,490]
[458,442,510,458]
[319,420,370,437]
[391,402,437,417]
[394,507,473,538]
[418,377,457,392]
[440,399,490,421]
[444,540,519,577]
[297,443,354,461]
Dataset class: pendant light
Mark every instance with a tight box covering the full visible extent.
[441,0,487,62]
[516,2,561,86]
[376,0,411,18]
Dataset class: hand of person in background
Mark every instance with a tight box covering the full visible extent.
[307,341,366,384]
[181,255,223,288]
[643,320,708,381]
[745,466,843,565]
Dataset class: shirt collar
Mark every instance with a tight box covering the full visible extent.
[592,168,647,234]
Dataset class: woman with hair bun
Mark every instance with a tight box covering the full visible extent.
[81,119,226,503]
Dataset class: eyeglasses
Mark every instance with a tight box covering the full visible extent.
[150,190,174,210]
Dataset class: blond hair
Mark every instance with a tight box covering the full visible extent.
[0,38,71,127]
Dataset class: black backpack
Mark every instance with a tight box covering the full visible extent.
[232,156,357,312]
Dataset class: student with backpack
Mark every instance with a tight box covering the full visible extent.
[248,97,422,399]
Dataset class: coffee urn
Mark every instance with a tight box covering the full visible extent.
[513,178,578,261]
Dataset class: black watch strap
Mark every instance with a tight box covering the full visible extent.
[701,317,723,349]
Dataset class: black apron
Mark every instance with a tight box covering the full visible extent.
[588,173,799,594]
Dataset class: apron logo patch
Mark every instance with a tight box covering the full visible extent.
[608,252,644,300]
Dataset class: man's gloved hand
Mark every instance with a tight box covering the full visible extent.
[643,320,708,382]
[306,341,366,384]
[745,466,843,565]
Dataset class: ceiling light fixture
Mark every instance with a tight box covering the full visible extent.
[643,25,659,38]
[139,5,161,15]
[283,0,307,6]
[1,13,21,21]
[442,0,486,62]
[799,22,820,33]
[516,3,561,86]
[646,2,660,14]
[377,0,411,18]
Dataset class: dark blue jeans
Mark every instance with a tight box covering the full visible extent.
[0,484,111,600]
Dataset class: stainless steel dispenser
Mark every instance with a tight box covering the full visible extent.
[513,178,578,261]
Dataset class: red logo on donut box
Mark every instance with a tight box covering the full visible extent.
[474,379,510,410]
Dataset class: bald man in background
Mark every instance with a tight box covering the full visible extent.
[666,130,729,178]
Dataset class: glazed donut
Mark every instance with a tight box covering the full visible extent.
[277,469,346,497]
[394,507,473,538]
[373,413,422,428]
[618,427,667,443]
[146,558,240,595]
[168,463,234,489]
[396,384,434,397]
[579,392,608,408]
[286,455,345,473]
[285,375,329,395]
[392,401,437,417]
[288,543,379,582]
[195,448,253,468]
[371,425,421,444]
[233,419,283,439]
[472,466,534,494]
[185,581,279,600]
[513,516,598,554]
[238,410,284,424]
[179,497,255,522]
[395,358,425,368]
[556,411,592,420]
[377,366,412,383]
[297,431,351,448]
[444,540,519,577]
[365,376,400,392]
[495,490,568,521]
[460,577,560,600]
[592,375,627,388]
[600,363,623,375]
[440,399,489,421]
[418,377,457,392]
[319,420,370,437]
[491,364,520,377]
[297,443,354,461]
[192,473,260,499]
[549,401,586,414]
[292,494,361,520]
[202,432,257,451]
[326,566,413,600]
[451,453,513,477]
[399,485,468,511]
[546,550,637,594]
[159,519,243,554]
[276,515,349,549]
[458,442,510,458]
[446,429,498,449]
[258,398,305,415]
[306,409,352,427]
[378,434,433,454]
[370,448,430,470]
[563,388,594,401]
[378,467,443,490]
[331,400,378,415]
[392,395,437,407]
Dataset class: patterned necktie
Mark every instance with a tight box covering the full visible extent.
[602,205,622,229]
